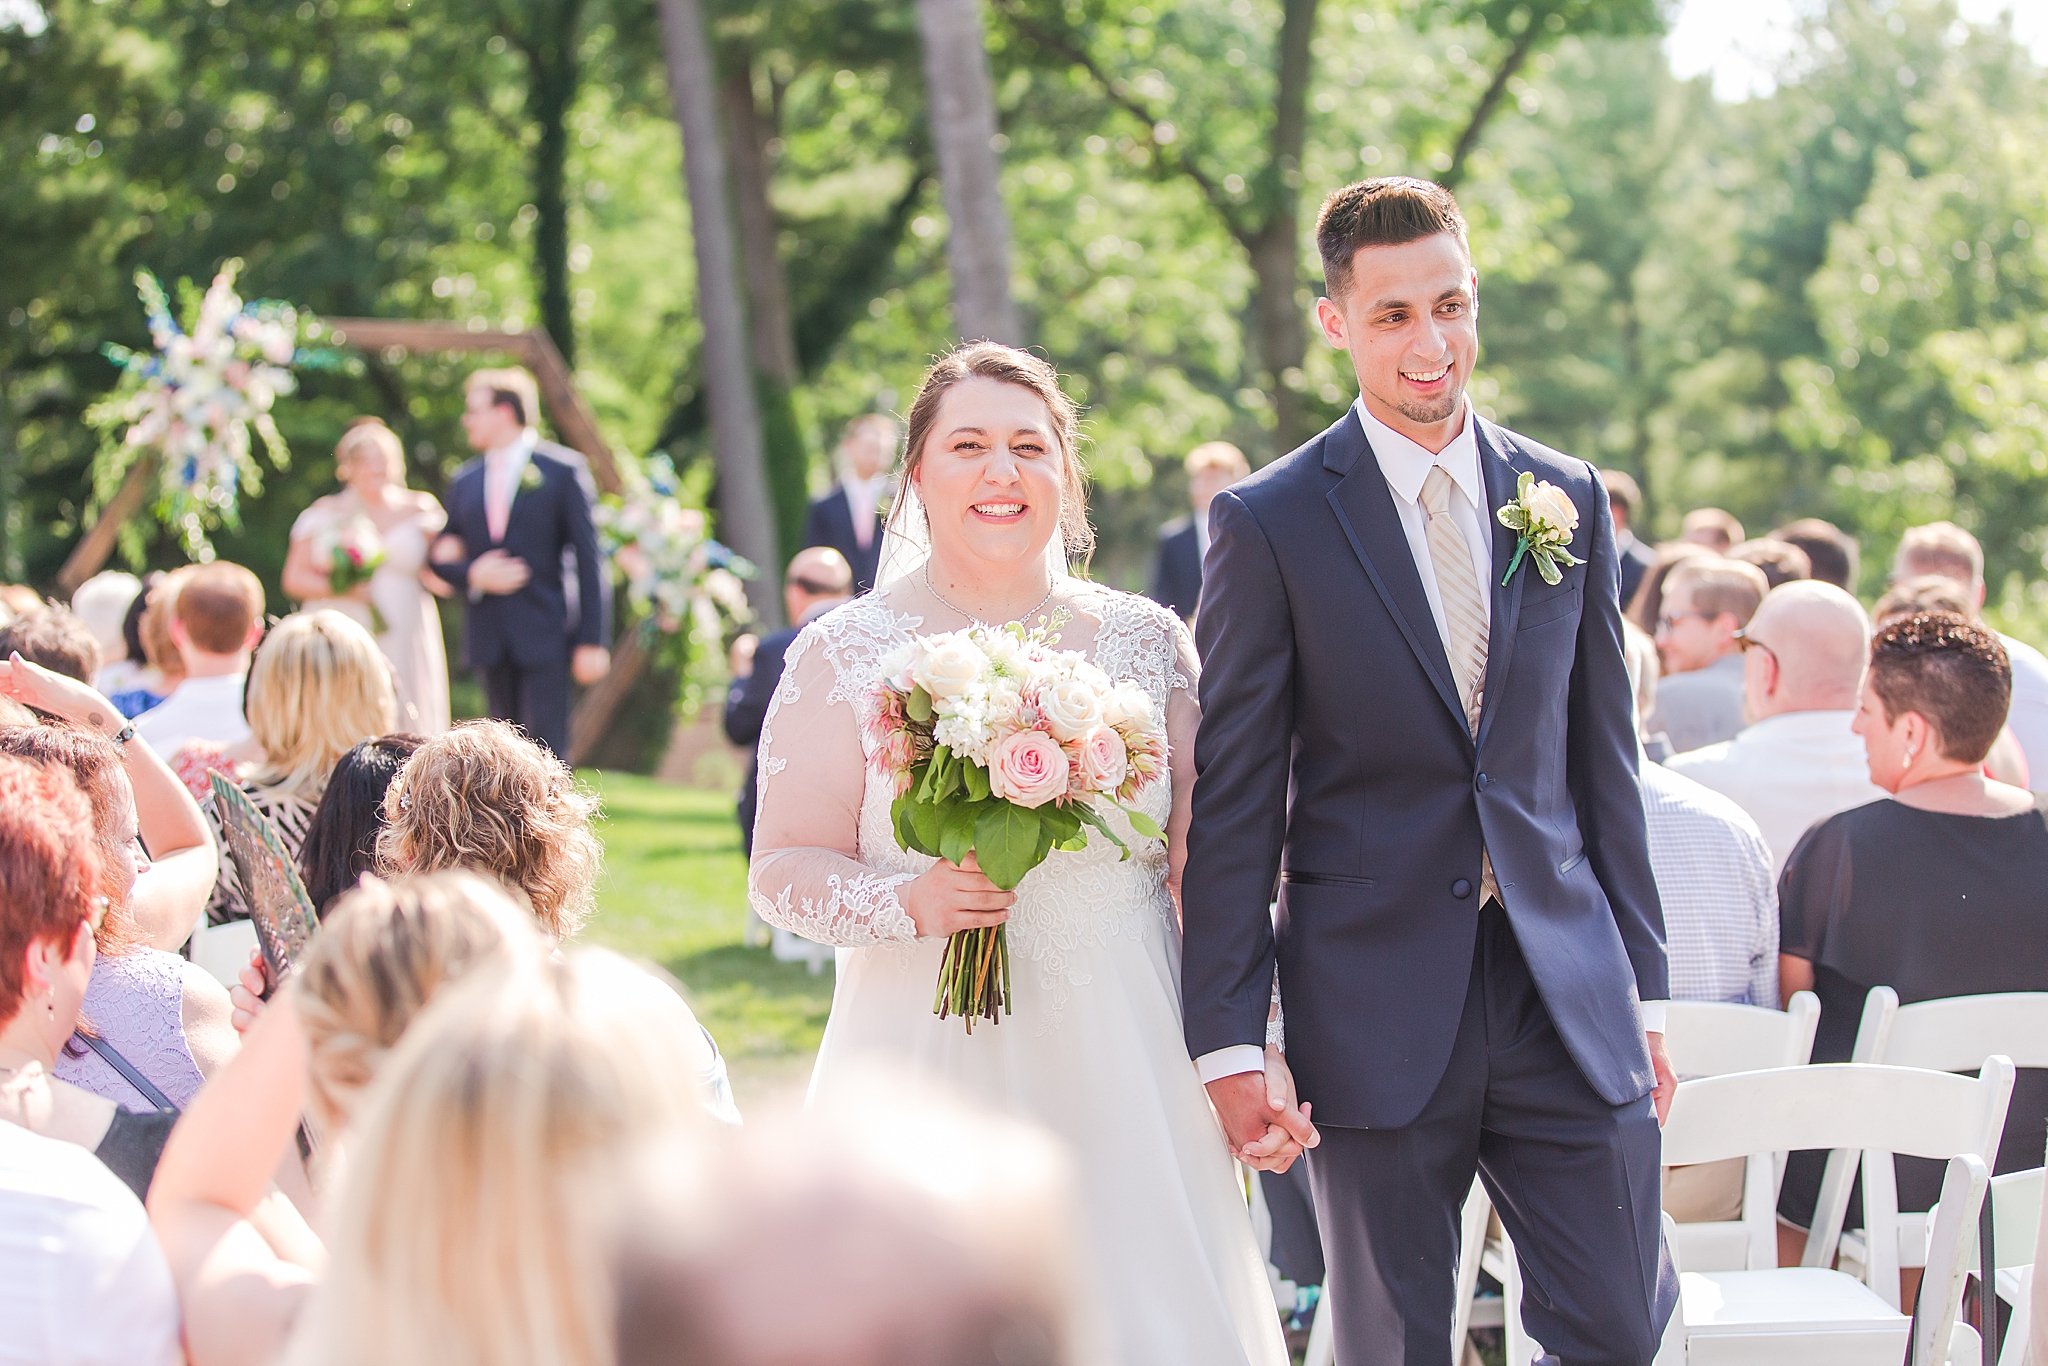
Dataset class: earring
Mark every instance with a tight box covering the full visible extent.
[1904,742,1919,769]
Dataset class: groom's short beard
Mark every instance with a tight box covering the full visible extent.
[1394,382,1464,428]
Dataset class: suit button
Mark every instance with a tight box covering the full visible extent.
[1451,878,1473,899]
[1475,772,1491,791]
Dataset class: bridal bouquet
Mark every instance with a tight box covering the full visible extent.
[319,515,388,634]
[867,620,1169,1031]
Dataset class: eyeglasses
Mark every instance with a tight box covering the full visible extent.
[1655,610,1709,633]
[1732,627,1777,667]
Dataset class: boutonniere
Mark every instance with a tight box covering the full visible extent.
[1495,472,1583,587]
[519,460,545,494]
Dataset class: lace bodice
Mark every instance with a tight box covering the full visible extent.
[748,585,1200,1017]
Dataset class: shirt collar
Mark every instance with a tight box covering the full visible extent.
[488,429,538,465]
[1352,395,1481,510]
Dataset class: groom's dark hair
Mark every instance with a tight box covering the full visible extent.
[1316,177,1468,300]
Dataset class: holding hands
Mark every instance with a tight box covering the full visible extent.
[1206,1047,1320,1174]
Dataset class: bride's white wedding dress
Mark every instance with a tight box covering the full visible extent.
[750,582,1285,1366]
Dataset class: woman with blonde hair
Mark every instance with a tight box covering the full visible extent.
[377,718,601,940]
[283,417,451,732]
[284,947,724,1366]
[202,610,397,924]
[148,871,548,1366]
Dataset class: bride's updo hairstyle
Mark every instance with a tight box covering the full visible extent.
[335,417,408,488]
[893,342,1095,564]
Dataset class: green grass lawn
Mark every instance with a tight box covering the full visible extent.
[579,771,829,1105]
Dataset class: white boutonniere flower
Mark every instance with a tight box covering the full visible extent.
[519,460,545,494]
[1495,472,1583,587]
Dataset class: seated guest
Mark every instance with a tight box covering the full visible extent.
[106,571,181,720]
[135,561,265,757]
[803,413,899,595]
[1669,581,1883,872]
[199,611,397,924]
[0,582,43,623]
[0,725,235,1116]
[297,734,428,913]
[0,606,102,684]
[725,548,854,858]
[377,719,603,941]
[1649,556,1767,753]
[1624,539,1709,638]
[1680,506,1743,552]
[1623,626,1779,1008]
[1893,520,2048,787]
[1600,469,1657,607]
[148,872,549,1366]
[1777,612,2048,1235]
[1876,574,2029,787]
[1148,440,1250,622]
[1772,516,1860,592]
[71,570,144,696]
[0,651,223,955]
[0,1122,180,1365]
[281,948,728,1366]
[1728,537,1811,591]
[0,755,181,1200]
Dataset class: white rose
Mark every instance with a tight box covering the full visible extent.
[1527,482,1580,538]
[1037,678,1104,742]
[880,642,919,692]
[912,636,984,700]
[1102,681,1154,731]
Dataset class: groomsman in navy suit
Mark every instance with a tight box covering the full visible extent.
[801,413,898,594]
[1184,178,1675,1364]
[430,366,610,758]
[1147,440,1250,622]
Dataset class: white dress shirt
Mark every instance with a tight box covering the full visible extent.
[842,472,892,552]
[0,1121,182,1365]
[1998,632,2048,790]
[1665,709,1885,875]
[133,672,251,758]
[484,428,539,543]
[1196,401,1669,1087]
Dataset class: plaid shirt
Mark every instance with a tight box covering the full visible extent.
[1642,758,1780,1007]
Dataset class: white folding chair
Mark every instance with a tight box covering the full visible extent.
[1930,1166,2043,1366]
[189,917,258,987]
[1661,993,1823,1271]
[1837,989,2048,1286]
[1652,1061,2010,1364]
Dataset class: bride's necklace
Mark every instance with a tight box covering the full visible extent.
[923,563,1056,626]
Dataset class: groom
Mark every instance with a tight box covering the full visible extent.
[1183,177,1676,1364]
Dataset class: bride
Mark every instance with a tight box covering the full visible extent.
[749,342,1296,1365]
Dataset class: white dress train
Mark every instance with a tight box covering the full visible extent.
[749,585,1286,1366]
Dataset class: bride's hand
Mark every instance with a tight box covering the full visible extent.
[901,852,1016,939]
[1236,1045,1320,1171]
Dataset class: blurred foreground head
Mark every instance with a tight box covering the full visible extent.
[614,1072,1104,1366]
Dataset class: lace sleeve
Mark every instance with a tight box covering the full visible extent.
[746,625,919,948]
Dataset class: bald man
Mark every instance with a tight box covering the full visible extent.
[1666,581,1885,872]
[724,547,855,858]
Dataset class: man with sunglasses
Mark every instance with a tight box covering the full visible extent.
[724,548,855,861]
[1669,580,1883,873]
[1648,556,1767,754]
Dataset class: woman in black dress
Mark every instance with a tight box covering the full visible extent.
[1778,611,2048,1232]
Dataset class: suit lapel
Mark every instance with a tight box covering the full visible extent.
[453,462,493,547]
[1475,419,1530,751]
[1322,411,1470,739]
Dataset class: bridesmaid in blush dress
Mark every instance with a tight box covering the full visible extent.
[283,419,452,734]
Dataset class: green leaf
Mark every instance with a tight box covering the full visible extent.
[892,793,918,852]
[1073,802,1131,857]
[1123,806,1167,842]
[939,799,979,867]
[905,795,946,857]
[974,803,1048,891]
[962,762,991,802]
[1534,550,1563,585]
[906,689,933,724]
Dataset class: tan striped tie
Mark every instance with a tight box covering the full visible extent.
[1421,466,1488,734]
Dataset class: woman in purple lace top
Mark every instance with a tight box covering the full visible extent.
[0,662,236,1114]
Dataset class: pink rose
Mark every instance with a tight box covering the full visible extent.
[988,729,1070,810]
[1074,725,1128,793]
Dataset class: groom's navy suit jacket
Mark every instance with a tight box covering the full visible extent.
[1182,408,1666,1132]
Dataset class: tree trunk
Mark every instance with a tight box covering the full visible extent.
[916,0,1020,343]
[1246,0,1320,454]
[524,0,586,367]
[1442,4,1545,192]
[656,0,783,625]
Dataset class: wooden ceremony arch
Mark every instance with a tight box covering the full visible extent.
[59,321,653,766]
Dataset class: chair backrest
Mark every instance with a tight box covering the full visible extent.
[1990,1168,2044,1274]
[1916,1155,1992,1366]
[1661,1061,2015,1296]
[1854,987,2048,1072]
[1663,991,1821,1079]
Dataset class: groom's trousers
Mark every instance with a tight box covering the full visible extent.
[1304,901,1675,1365]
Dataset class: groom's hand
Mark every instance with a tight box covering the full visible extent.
[1648,1031,1676,1127]
[1207,1050,1319,1173]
